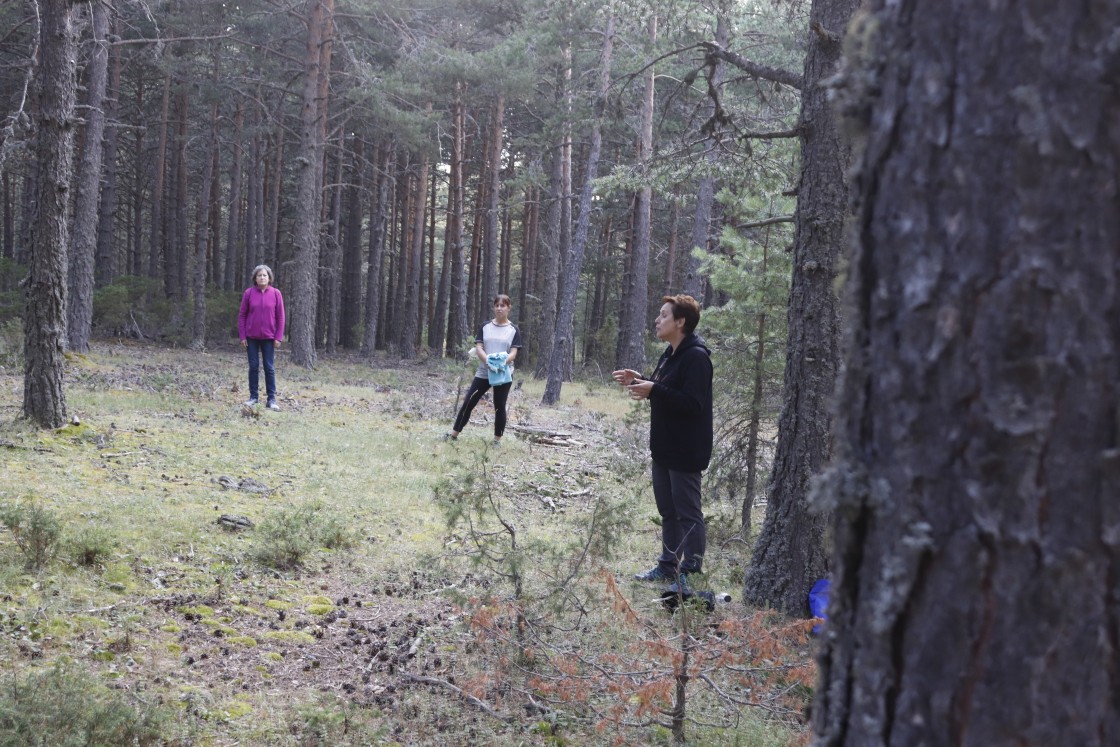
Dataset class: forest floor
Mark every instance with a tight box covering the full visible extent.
[0,340,814,746]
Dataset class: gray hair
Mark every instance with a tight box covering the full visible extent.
[251,264,274,284]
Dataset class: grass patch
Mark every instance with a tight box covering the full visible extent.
[0,341,809,746]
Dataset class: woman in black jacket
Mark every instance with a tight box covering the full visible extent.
[613,294,713,587]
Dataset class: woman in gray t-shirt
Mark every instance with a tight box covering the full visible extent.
[446,294,523,445]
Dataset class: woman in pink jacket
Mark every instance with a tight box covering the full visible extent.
[238,264,285,410]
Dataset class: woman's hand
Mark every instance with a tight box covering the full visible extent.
[241,339,247,348]
[611,368,641,386]
[626,380,653,400]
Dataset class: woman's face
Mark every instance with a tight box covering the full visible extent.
[493,300,510,322]
[654,302,683,342]
[255,270,271,288]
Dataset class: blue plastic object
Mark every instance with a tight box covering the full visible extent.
[809,578,830,633]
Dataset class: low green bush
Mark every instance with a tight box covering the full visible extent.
[0,662,167,746]
[0,499,62,571]
[253,502,357,570]
[66,523,117,568]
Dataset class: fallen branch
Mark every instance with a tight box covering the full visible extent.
[400,672,514,722]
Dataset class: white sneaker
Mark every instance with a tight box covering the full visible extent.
[267,400,280,411]
[244,398,259,406]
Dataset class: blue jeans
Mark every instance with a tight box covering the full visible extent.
[246,338,276,401]
[651,463,706,574]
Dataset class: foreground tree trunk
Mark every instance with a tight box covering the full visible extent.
[743,0,857,615]
[24,0,79,428]
[812,3,1120,745]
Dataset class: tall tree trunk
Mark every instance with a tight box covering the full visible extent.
[190,103,217,349]
[743,0,857,615]
[362,143,392,358]
[323,146,344,353]
[224,102,243,291]
[66,0,111,353]
[534,129,567,377]
[813,3,1120,745]
[483,96,504,305]
[446,89,469,353]
[682,13,729,301]
[266,127,284,263]
[615,15,656,372]
[148,74,171,281]
[207,124,222,286]
[543,14,614,405]
[130,76,144,276]
[427,167,438,341]
[2,171,12,259]
[289,0,335,367]
[400,146,429,358]
[95,16,122,288]
[340,135,364,349]
[24,0,78,428]
[169,88,189,301]
[742,235,771,531]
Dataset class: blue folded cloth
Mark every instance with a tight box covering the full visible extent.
[486,352,512,385]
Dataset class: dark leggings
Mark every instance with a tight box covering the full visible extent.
[453,377,512,436]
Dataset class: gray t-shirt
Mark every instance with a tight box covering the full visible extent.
[474,321,523,380]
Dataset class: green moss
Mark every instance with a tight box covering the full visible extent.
[262,630,315,645]
[160,623,182,633]
[177,605,215,617]
[264,599,291,611]
[216,700,253,721]
[262,652,283,662]
[304,595,334,615]
[227,635,257,647]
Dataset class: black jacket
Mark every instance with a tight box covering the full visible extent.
[647,333,713,472]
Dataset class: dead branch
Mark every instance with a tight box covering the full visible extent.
[399,672,514,722]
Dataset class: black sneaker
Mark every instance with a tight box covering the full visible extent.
[633,566,675,583]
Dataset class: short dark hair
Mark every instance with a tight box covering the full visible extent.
[493,294,512,307]
[662,294,701,335]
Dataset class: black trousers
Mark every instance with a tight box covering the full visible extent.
[651,462,706,574]
[453,376,512,436]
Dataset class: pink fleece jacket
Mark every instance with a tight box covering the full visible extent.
[238,286,285,341]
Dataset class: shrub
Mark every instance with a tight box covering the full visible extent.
[0,500,62,571]
[66,524,116,568]
[253,502,356,570]
[0,318,21,371]
[0,662,167,746]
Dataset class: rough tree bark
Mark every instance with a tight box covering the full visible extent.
[95,13,122,289]
[24,0,79,428]
[742,0,857,615]
[67,0,111,353]
[812,3,1120,745]
[289,0,334,367]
